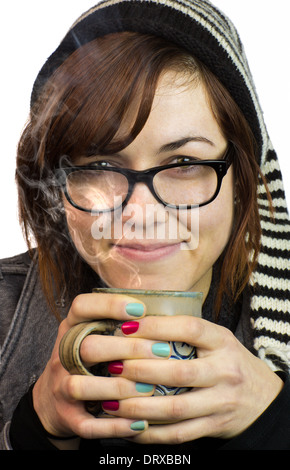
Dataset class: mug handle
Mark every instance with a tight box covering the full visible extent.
[59,320,116,376]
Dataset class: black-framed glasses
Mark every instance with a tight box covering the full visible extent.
[55,146,233,213]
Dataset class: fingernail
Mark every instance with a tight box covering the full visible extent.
[136,382,154,393]
[130,421,146,431]
[102,400,119,411]
[121,321,139,335]
[152,342,171,357]
[108,361,123,375]
[125,303,144,317]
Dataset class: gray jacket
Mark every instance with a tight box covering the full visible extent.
[0,252,65,449]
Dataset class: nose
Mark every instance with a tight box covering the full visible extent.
[122,182,169,231]
[126,181,158,206]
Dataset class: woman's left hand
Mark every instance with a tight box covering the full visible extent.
[93,315,283,444]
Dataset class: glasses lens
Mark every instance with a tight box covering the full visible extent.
[66,169,129,211]
[153,164,218,206]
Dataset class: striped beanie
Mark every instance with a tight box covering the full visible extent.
[31,0,290,372]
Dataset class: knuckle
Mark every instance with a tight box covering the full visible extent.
[189,317,206,344]
[124,398,140,418]
[108,419,120,438]
[115,378,129,397]
[70,294,86,316]
[129,338,141,358]
[174,427,189,444]
[74,417,94,439]
[218,330,245,386]
[171,360,193,386]
[156,424,189,445]
[227,364,244,386]
[130,361,145,383]
[105,294,117,315]
[63,375,81,400]
[222,351,245,386]
[80,335,94,363]
[220,326,237,349]
[105,418,136,439]
[208,413,233,437]
[80,417,120,439]
[105,294,124,317]
[184,316,196,336]
[217,384,241,417]
[194,316,206,336]
[167,396,186,420]
[145,429,159,445]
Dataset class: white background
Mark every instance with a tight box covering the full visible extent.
[0,0,289,258]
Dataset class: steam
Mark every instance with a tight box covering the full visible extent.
[17,156,200,292]
[67,207,143,288]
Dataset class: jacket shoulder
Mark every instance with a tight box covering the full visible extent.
[0,251,33,277]
[0,251,35,347]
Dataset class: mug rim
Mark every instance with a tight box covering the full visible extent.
[93,287,203,299]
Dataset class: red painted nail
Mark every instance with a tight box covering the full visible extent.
[108,361,123,375]
[121,321,139,335]
[102,400,119,411]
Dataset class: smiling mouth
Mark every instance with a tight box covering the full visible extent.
[111,242,182,261]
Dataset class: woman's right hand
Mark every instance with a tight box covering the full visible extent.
[32,293,157,447]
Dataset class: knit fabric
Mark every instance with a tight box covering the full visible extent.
[31,0,290,372]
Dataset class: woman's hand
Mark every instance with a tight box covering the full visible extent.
[32,293,160,445]
[33,297,283,447]
[96,315,284,444]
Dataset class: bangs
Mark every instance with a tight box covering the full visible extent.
[32,32,197,166]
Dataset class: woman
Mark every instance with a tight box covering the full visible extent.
[0,0,289,451]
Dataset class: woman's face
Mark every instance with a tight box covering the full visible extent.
[64,71,234,299]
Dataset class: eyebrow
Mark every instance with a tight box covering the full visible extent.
[158,136,215,153]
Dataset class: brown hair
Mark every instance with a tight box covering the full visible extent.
[16,32,269,317]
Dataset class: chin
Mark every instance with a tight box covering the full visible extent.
[95,265,199,292]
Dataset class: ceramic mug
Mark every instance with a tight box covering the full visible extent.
[59,288,203,414]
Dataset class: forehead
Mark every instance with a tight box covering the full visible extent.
[122,71,226,153]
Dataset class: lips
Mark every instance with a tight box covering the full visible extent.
[111,242,181,261]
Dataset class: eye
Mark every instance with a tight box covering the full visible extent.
[170,155,199,165]
[87,160,116,168]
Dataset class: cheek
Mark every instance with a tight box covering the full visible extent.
[64,204,105,261]
[200,199,234,238]
[186,172,235,251]
[65,205,91,239]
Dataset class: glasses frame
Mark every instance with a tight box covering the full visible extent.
[56,145,233,213]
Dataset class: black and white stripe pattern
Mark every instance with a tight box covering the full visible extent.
[32,0,290,372]
[252,147,290,371]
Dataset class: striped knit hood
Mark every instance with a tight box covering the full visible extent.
[31,0,290,372]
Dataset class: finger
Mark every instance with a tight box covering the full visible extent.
[67,293,146,327]
[101,388,219,424]
[62,375,155,402]
[69,409,149,440]
[125,416,213,445]
[80,335,171,365]
[118,356,217,388]
[123,315,232,351]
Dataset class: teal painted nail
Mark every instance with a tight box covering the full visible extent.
[136,382,154,393]
[125,303,144,317]
[130,421,146,431]
[152,342,170,357]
